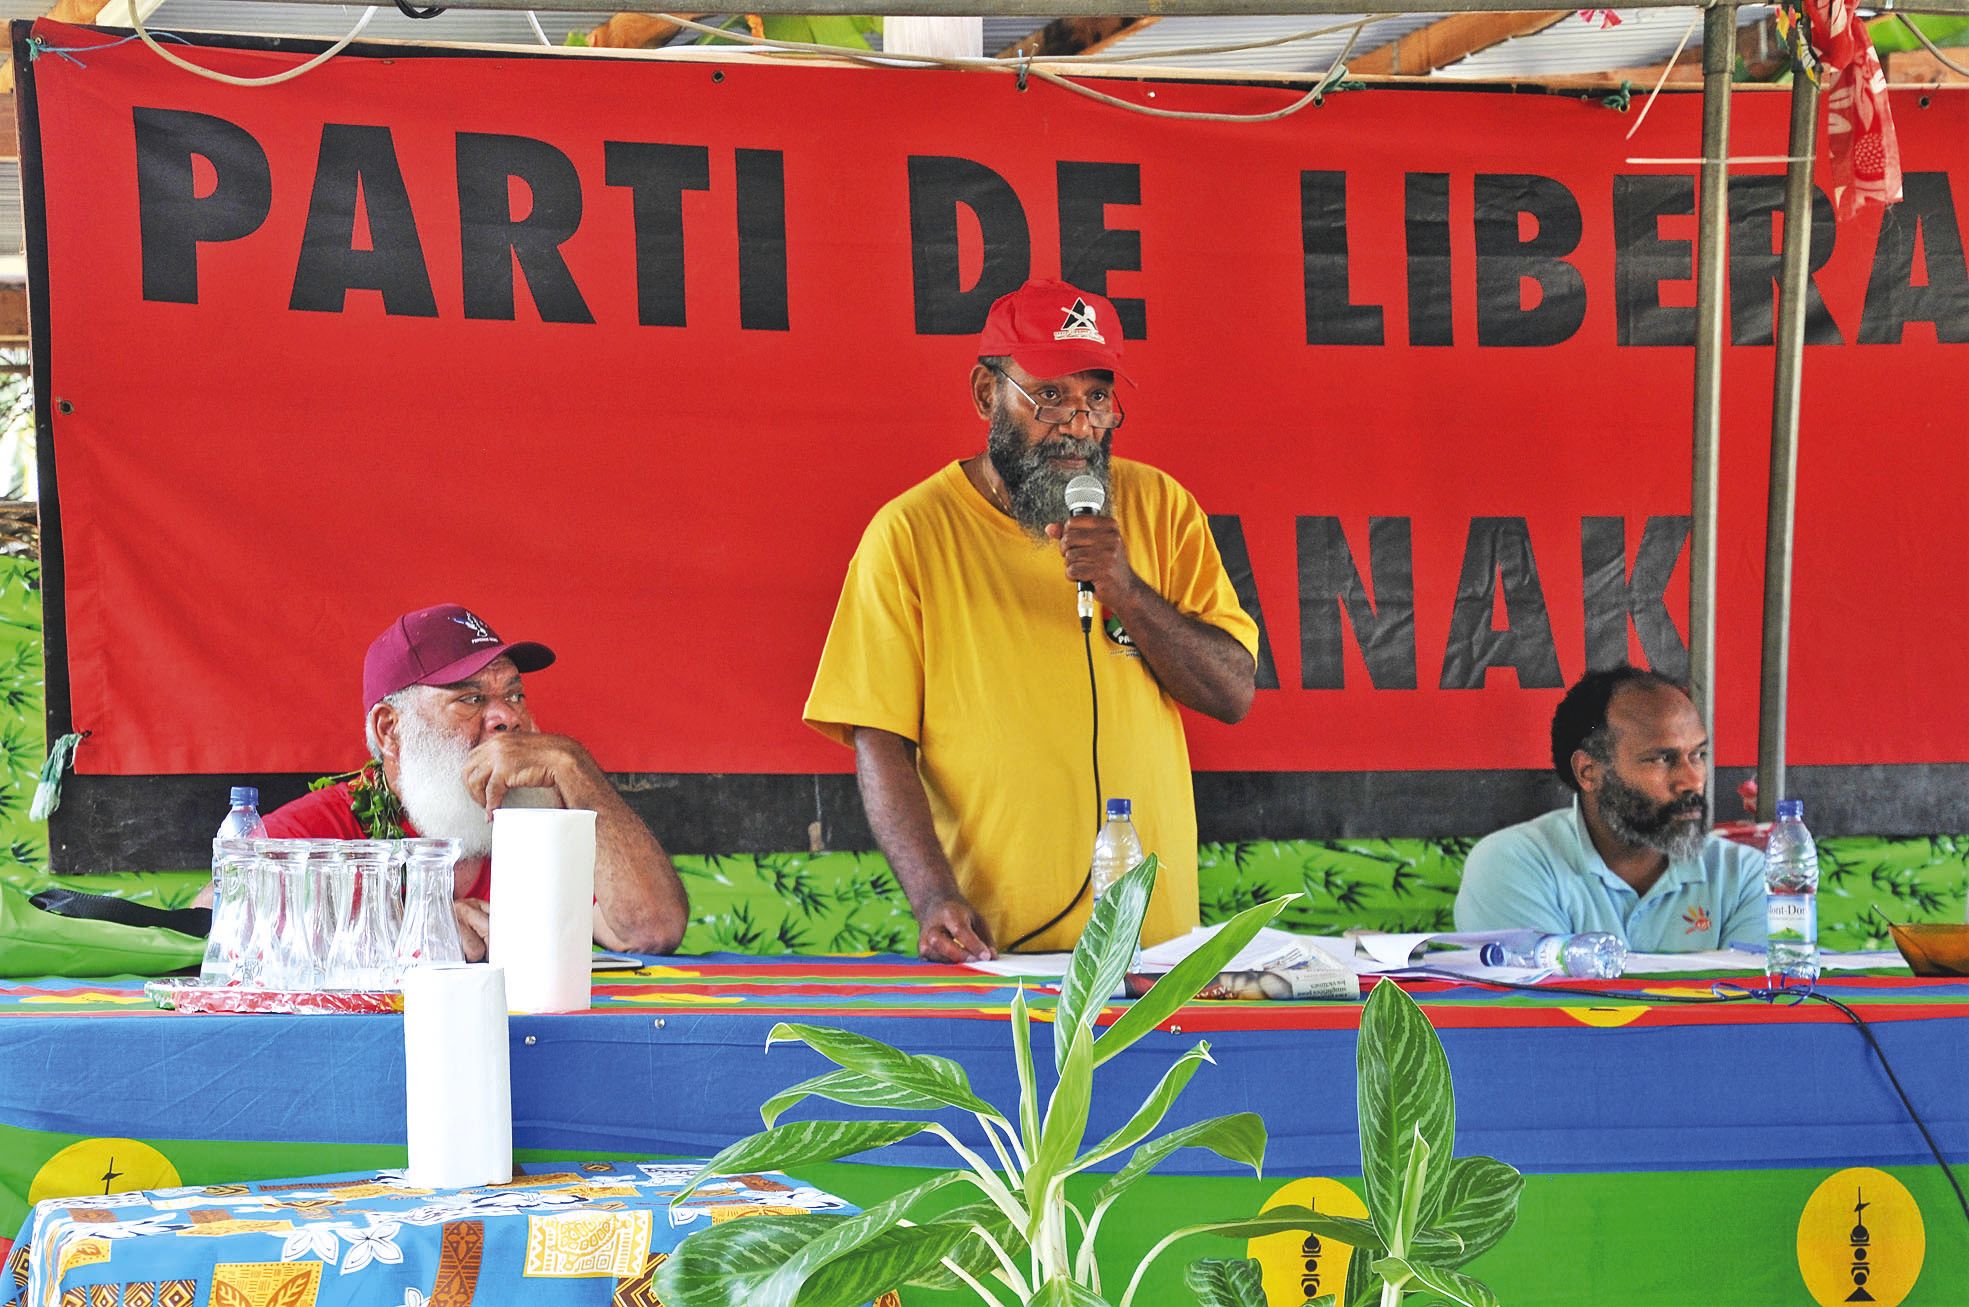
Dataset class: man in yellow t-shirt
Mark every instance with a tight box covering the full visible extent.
[803,278,1259,962]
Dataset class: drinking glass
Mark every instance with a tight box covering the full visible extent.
[325,840,400,989]
[255,841,322,990]
[394,837,466,978]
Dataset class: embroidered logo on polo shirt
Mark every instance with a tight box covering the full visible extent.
[1682,904,1712,934]
[1055,298,1105,344]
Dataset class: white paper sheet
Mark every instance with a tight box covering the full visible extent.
[965,926,1357,980]
[402,963,512,1188]
[1354,930,1524,967]
[489,808,596,1013]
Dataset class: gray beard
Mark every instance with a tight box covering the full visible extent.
[1596,766,1707,863]
[395,712,493,858]
[986,405,1112,539]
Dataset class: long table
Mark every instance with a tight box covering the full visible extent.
[3,957,1966,1305]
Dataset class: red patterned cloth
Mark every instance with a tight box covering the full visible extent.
[1803,0,1902,220]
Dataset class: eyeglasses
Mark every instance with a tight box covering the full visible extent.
[992,367,1125,430]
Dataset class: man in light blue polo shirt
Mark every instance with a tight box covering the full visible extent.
[1454,665,1765,951]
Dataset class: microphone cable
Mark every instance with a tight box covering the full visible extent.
[1005,617,1104,953]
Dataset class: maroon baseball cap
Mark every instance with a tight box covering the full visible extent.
[977,278,1135,385]
[363,604,555,707]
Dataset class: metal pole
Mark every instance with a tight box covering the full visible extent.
[1688,0,1735,823]
[1754,71,1820,821]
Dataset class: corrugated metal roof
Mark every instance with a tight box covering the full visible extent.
[1435,6,1771,80]
[982,15,1043,56]
[145,0,611,47]
[1097,13,1446,74]
[0,162,19,257]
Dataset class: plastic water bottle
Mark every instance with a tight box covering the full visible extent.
[1090,798,1144,901]
[1765,798,1820,987]
[217,786,267,843]
[1089,798,1146,968]
[1480,931,1627,979]
[200,787,267,984]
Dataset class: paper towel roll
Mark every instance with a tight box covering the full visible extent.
[489,808,597,1013]
[402,963,513,1188]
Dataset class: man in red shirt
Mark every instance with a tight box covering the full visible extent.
[262,603,688,959]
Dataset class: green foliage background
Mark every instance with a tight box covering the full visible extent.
[0,550,1957,955]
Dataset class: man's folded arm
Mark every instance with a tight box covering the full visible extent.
[1103,581,1256,724]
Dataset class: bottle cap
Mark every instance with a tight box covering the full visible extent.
[1776,798,1803,820]
[229,786,259,807]
[1105,798,1131,818]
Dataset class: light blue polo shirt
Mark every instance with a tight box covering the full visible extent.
[1453,801,1767,951]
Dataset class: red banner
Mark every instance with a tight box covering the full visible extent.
[21,20,1969,778]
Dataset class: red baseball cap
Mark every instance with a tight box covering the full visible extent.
[977,278,1135,385]
[363,604,555,707]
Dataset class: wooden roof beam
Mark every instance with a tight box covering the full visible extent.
[1349,9,1568,77]
[581,12,706,50]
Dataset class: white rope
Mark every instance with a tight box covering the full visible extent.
[525,11,552,48]
[1028,21,1367,123]
[653,12,1371,123]
[128,0,376,86]
[1625,12,1703,140]
[1052,16,1388,64]
[658,11,1369,70]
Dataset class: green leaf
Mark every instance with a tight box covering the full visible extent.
[652,1213,833,1307]
[1056,854,1158,1070]
[767,1022,1002,1119]
[1357,980,1454,1246]
[759,1062,965,1127]
[1155,1205,1379,1247]
[798,1216,996,1306]
[1342,1261,1385,1307]
[1094,893,1295,1065]
[900,1200,1031,1292]
[1418,1155,1523,1266]
[756,1171,964,1307]
[673,1120,932,1203]
[1304,1297,1340,1307]
[1013,984,1041,1153]
[801,13,877,49]
[1095,1113,1267,1204]
[1390,1126,1432,1255]
[1027,1021,1095,1207]
[1370,1257,1500,1307]
[1025,1276,1112,1305]
[1066,1040,1213,1176]
[1183,1257,1268,1307]
[653,1185,986,1307]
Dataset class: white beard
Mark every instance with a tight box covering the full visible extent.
[395,709,494,857]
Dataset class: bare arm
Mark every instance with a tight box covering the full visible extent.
[1051,515,1256,723]
[854,726,996,963]
[465,734,689,954]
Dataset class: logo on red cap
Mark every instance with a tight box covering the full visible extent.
[1055,298,1105,344]
[449,611,501,646]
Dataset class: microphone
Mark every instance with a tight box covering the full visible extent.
[1064,475,1106,631]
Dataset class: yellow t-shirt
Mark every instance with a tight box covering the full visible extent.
[803,458,1260,952]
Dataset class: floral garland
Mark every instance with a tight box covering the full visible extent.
[307,759,407,840]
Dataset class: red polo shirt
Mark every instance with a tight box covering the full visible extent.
[262,782,493,900]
